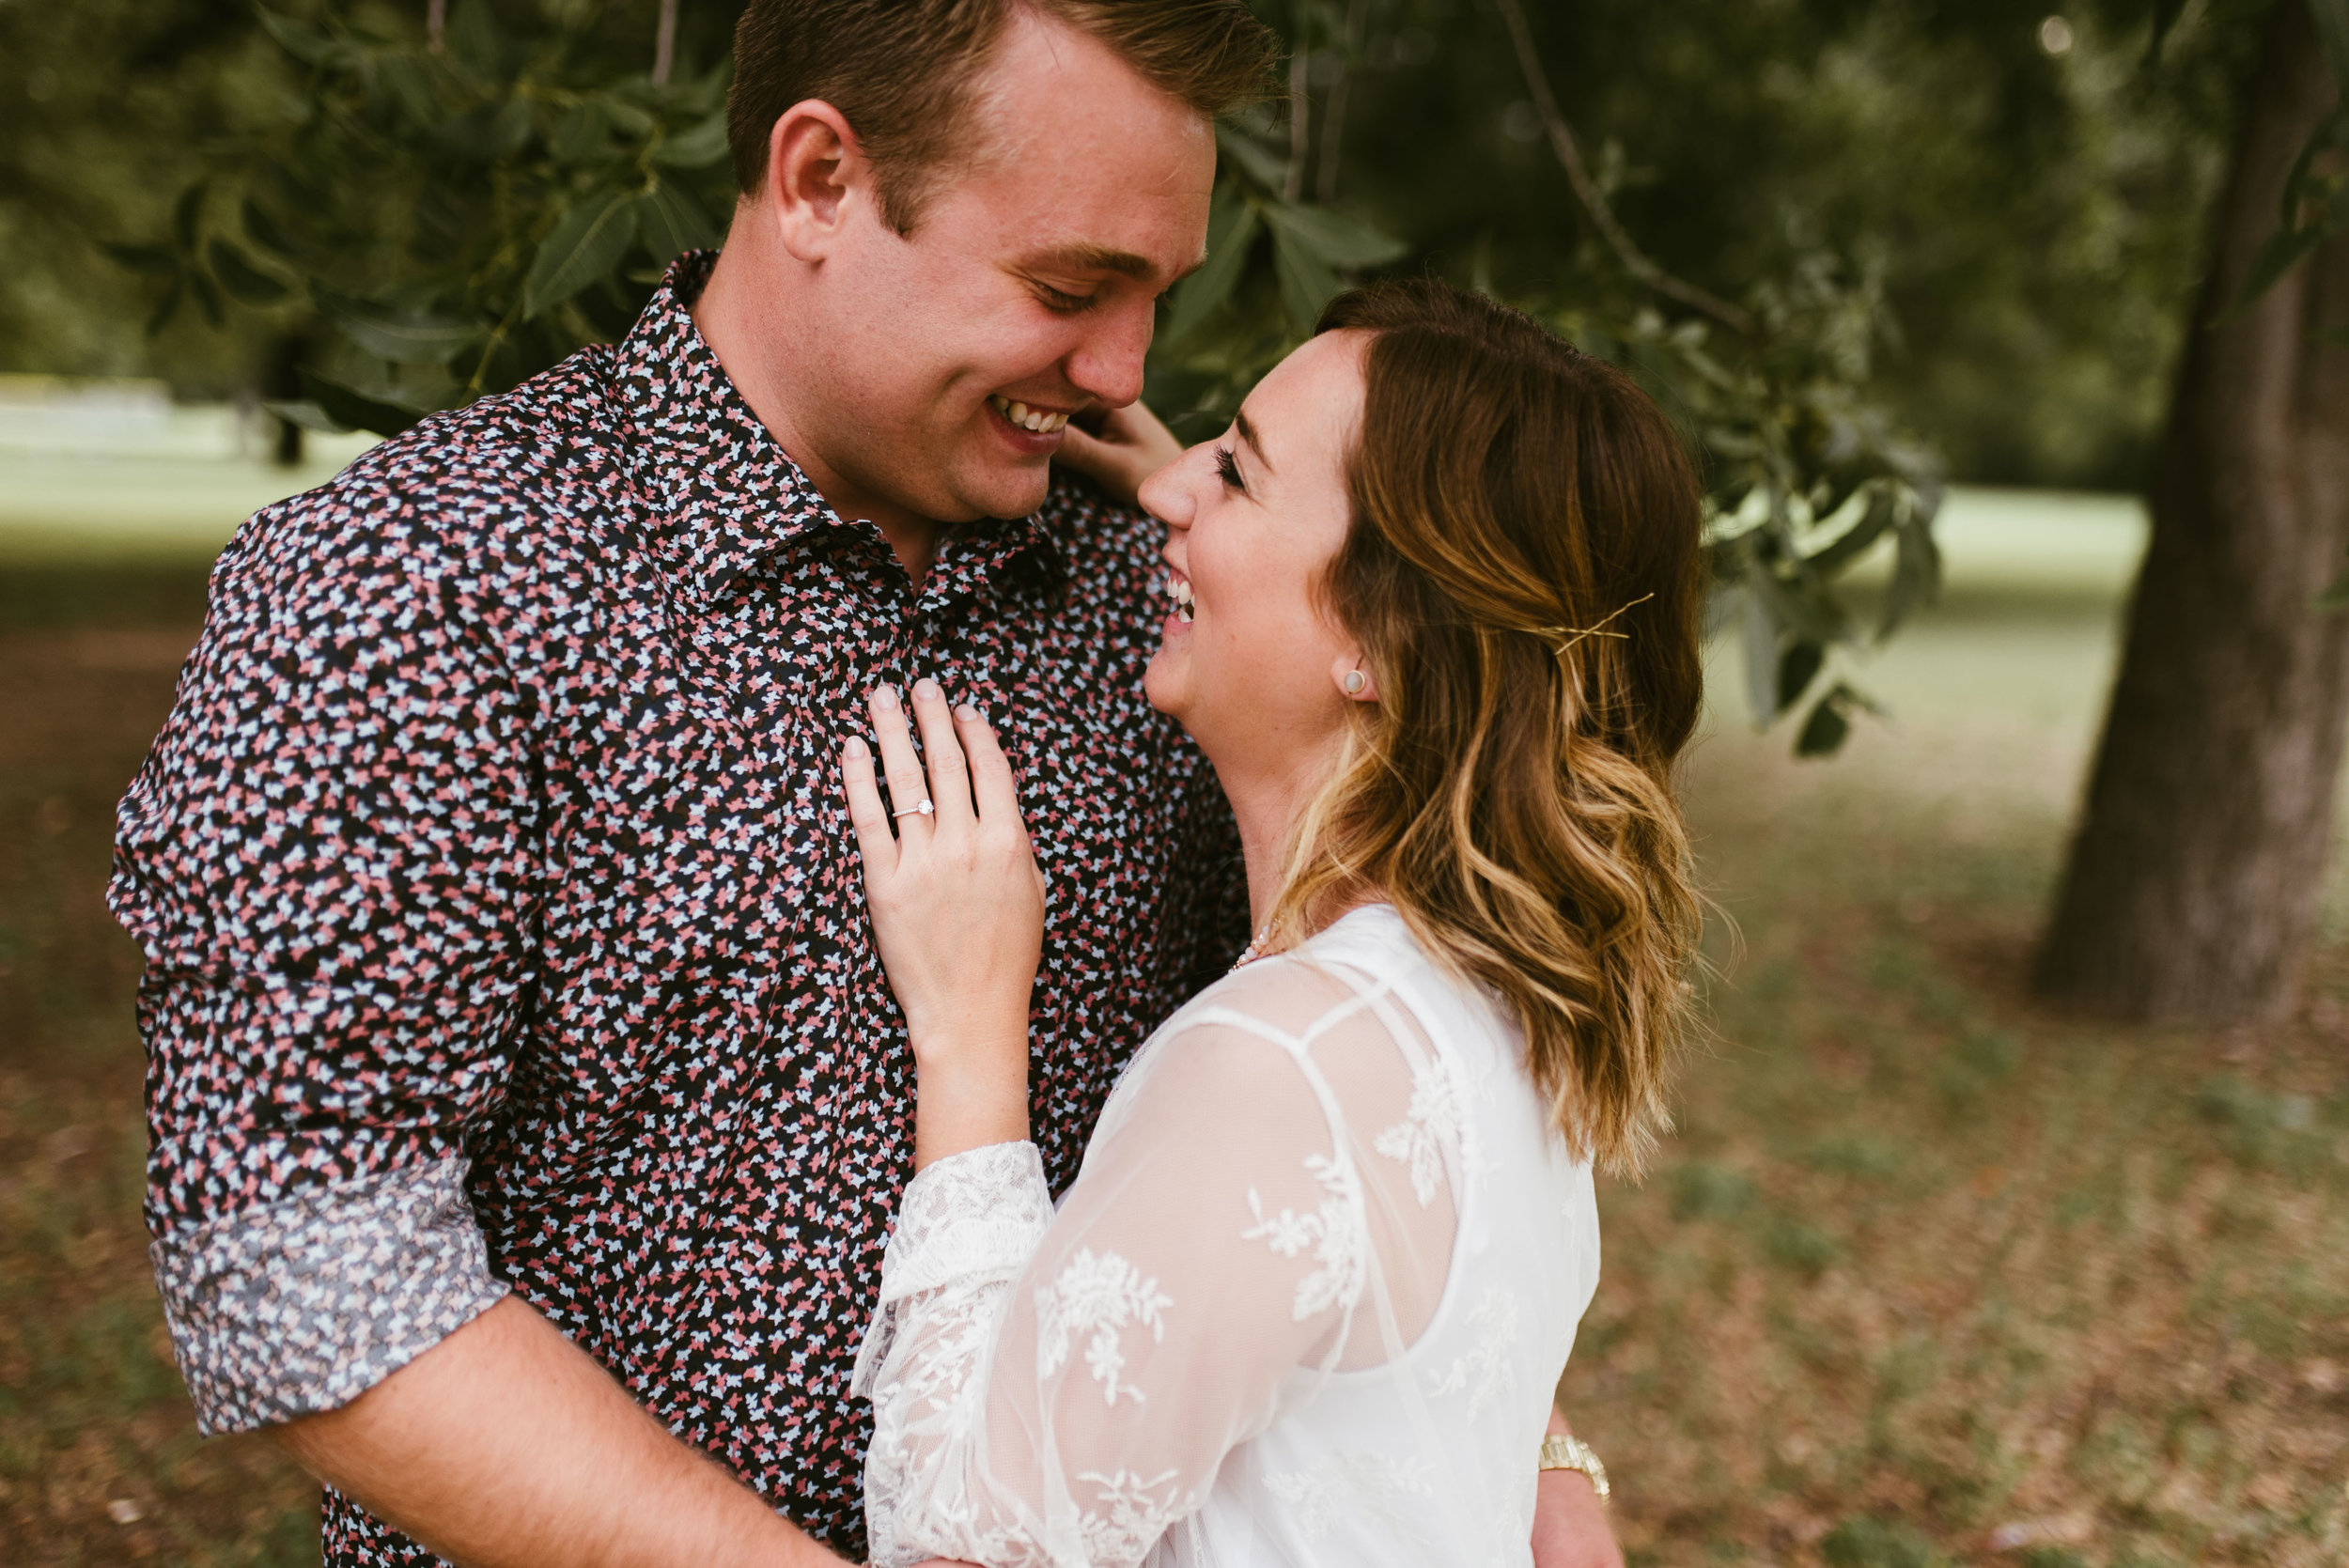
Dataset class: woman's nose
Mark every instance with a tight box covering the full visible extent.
[1138,456,1193,527]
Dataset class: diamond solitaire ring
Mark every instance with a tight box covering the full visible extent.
[893,800,935,820]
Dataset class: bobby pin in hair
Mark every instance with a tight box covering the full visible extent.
[1535,592,1655,657]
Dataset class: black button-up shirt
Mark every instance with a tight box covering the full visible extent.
[110,251,1246,1564]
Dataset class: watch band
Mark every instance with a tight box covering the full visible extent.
[1538,1433,1610,1503]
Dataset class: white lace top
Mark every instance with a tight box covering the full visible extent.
[851,904,1600,1567]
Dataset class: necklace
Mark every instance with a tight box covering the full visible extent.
[1231,922,1274,971]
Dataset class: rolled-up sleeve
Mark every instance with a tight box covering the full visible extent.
[150,1157,507,1430]
[110,480,539,1432]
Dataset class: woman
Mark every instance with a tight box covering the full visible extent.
[839,279,1704,1567]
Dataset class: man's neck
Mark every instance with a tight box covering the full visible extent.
[690,249,943,587]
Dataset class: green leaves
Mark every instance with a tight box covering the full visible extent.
[2143,0,2194,64]
[296,368,427,437]
[1162,180,1262,347]
[523,192,640,318]
[636,179,723,267]
[1148,130,1411,436]
[1575,252,1942,756]
[100,242,177,278]
[241,198,297,260]
[1259,202,1409,271]
[105,180,298,333]
[652,113,730,171]
[206,241,288,305]
[1263,202,1407,330]
[1777,640,1826,713]
[1268,217,1341,334]
[2314,0,2349,91]
[444,0,510,83]
[106,3,741,414]
[313,286,481,364]
[1797,683,1875,758]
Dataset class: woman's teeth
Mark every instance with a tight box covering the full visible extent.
[1167,572,1194,623]
[988,395,1069,434]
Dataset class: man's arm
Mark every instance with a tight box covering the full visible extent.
[109,478,831,1562]
[278,1296,842,1568]
[1532,1406,1625,1568]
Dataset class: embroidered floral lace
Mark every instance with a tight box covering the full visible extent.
[852,906,1604,1567]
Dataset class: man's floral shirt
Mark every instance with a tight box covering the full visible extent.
[109,251,1247,1565]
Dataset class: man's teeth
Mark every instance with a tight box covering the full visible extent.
[988,395,1069,434]
[1167,572,1195,623]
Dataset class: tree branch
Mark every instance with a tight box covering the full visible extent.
[427,0,446,53]
[1283,15,1311,204]
[1489,0,1754,335]
[652,0,679,86]
[1314,0,1370,204]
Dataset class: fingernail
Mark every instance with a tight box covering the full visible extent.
[872,684,897,708]
[913,677,942,702]
[956,703,980,722]
[844,736,869,758]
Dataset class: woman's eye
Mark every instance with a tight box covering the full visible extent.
[1214,446,1246,492]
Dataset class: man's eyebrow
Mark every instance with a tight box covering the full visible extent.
[1234,411,1273,474]
[1024,242,1159,281]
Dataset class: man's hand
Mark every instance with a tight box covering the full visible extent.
[1056,400,1184,508]
[1532,1409,1625,1568]
[276,1296,845,1568]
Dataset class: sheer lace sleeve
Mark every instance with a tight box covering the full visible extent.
[852,958,1462,1568]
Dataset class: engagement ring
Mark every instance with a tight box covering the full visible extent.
[894,800,935,819]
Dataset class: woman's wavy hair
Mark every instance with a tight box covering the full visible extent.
[1268,278,1707,1178]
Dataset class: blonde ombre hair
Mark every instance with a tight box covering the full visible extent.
[1268,280,1706,1178]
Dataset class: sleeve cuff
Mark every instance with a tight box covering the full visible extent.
[877,1141,1053,1305]
[149,1156,508,1434]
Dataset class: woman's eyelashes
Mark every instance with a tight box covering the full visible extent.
[1214,445,1247,493]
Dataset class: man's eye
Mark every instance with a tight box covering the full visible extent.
[1214,446,1246,492]
[1035,284,1097,314]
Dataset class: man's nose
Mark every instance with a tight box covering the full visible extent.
[1064,298,1155,410]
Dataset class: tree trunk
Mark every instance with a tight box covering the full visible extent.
[2035,0,2349,1023]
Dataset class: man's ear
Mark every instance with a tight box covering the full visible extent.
[758,99,874,262]
[1332,652,1380,704]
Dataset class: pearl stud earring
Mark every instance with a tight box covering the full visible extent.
[1343,670,1368,695]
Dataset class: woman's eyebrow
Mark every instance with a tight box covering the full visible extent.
[1234,411,1275,474]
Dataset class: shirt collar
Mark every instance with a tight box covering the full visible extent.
[610,251,1063,613]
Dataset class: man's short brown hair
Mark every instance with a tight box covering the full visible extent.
[727,0,1278,232]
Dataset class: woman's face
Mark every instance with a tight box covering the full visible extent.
[1139,330,1369,774]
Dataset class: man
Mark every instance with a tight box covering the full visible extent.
[112,2,1624,1563]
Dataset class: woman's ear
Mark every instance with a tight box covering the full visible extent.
[1331,653,1380,703]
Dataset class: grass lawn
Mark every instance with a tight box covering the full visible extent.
[0,462,2342,1566]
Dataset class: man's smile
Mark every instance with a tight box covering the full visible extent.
[986,394,1072,434]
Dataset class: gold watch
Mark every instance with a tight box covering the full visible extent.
[1538,1433,1610,1503]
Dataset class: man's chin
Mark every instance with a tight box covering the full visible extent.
[953,463,1054,523]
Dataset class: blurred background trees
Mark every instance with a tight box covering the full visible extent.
[2037,0,2349,1023]
[14,0,2349,1021]
[14,0,2238,763]
[2,0,2242,485]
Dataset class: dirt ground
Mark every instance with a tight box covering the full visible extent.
[0,571,320,1565]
